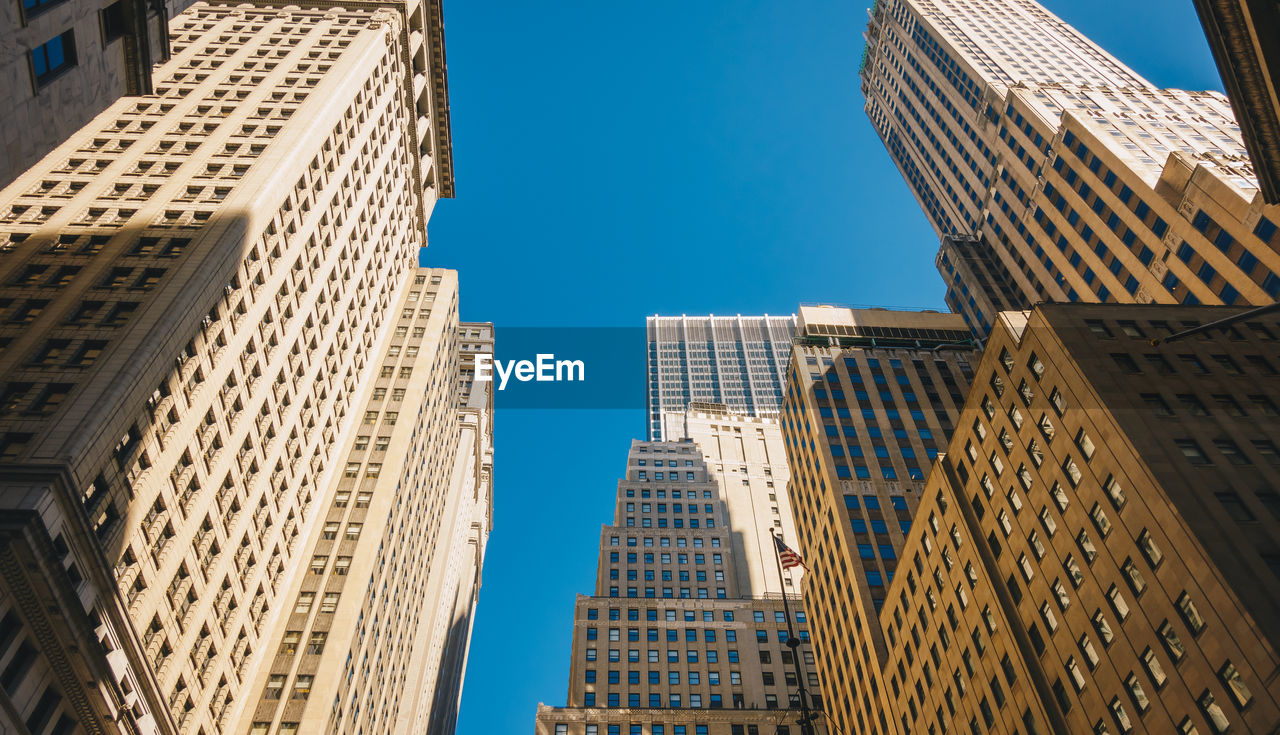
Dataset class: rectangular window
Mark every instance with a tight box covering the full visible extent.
[31,35,77,91]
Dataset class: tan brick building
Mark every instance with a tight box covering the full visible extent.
[779,306,979,735]
[800,302,1280,734]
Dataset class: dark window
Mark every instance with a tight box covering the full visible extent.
[1,641,37,694]
[30,31,77,89]
[25,687,61,735]
[21,0,68,19]
[1216,492,1255,522]
[101,1,127,42]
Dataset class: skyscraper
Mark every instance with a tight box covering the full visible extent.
[535,407,825,735]
[861,0,1280,338]
[0,0,477,732]
[779,305,979,735]
[870,303,1280,734]
[231,270,493,735]
[1194,0,1280,203]
[2,0,195,188]
[646,316,796,441]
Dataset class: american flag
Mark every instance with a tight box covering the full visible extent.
[773,535,807,571]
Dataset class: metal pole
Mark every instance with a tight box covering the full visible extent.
[771,530,816,735]
[1149,301,1280,346]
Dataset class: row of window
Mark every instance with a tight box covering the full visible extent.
[625,488,713,499]
[609,552,722,565]
[609,536,720,548]
[585,608,805,624]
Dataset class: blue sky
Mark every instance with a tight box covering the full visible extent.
[421,2,1223,732]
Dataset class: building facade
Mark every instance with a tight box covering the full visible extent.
[534,416,825,735]
[779,305,979,735]
[1194,0,1280,203]
[1,0,199,188]
[234,272,493,734]
[0,0,468,732]
[422,321,496,735]
[646,316,796,441]
[861,0,1280,338]
[877,303,1280,734]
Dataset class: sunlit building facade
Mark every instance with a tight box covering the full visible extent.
[779,305,978,735]
[535,410,825,735]
[861,0,1280,338]
[646,316,796,441]
[880,303,1280,734]
[236,272,493,735]
[0,0,470,732]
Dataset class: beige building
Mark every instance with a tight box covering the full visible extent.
[779,306,979,735]
[0,0,476,732]
[861,0,1280,339]
[875,303,1280,734]
[535,413,826,735]
[1,0,196,188]
[235,272,493,734]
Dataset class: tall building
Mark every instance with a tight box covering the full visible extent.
[779,305,979,735]
[234,271,493,734]
[0,0,472,732]
[861,0,1280,338]
[937,234,1031,341]
[1194,0,1280,203]
[646,316,796,441]
[873,303,1280,734]
[535,408,826,735]
[2,0,195,188]
[423,321,495,735]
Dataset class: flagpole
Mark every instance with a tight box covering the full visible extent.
[771,530,816,735]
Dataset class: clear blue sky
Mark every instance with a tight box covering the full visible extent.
[421,2,1223,732]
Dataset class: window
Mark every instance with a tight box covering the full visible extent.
[30,31,77,89]
[1109,697,1133,733]
[1218,662,1252,708]
[1141,648,1166,688]
[1158,621,1185,661]
[1176,439,1210,465]
[1198,690,1231,734]
[1063,457,1082,486]
[292,675,312,699]
[264,674,285,700]
[1141,393,1173,416]
[1112,353,1140,373]
[1028,353,1045,379]
[294,592,313,614]
[1177,592,1206,634]
[1065,657,1086,691]
[1216,492,1255,521]
[319,592,339,613]
[1075,430,1096,460]
[1121,559,1145,594]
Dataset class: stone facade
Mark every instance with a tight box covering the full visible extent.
[0,0,468,732]
[535,423,825,735]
